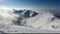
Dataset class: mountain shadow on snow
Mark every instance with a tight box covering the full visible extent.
[14,9,38,18]
[24,10,38,18]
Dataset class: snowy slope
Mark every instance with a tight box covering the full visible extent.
[0,8,60,33]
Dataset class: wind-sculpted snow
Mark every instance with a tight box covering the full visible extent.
[0,8,60,33]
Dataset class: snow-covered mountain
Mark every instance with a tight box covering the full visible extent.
[0,8,60,33]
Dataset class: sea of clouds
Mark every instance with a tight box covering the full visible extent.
[0,8,60,33]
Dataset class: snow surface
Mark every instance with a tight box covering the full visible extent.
[0,8,60,33]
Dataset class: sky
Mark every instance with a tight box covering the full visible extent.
[0,0,60,8]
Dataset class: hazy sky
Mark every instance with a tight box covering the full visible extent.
[0,0,60,8]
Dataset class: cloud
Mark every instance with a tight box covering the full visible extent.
[0,6,14,10]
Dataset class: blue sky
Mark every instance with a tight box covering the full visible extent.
[0,0,60,8]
